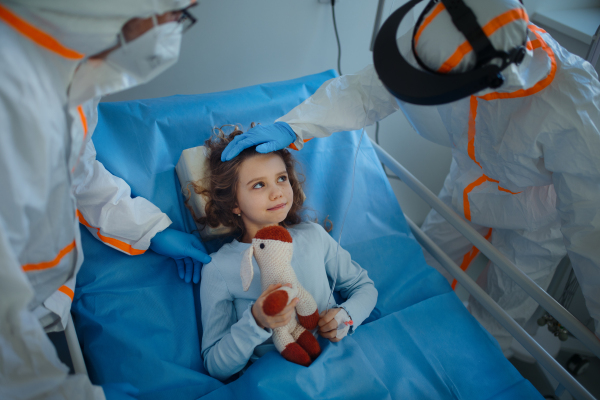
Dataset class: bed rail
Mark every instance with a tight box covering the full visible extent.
[65,313,88,376]
[372,141,599,400]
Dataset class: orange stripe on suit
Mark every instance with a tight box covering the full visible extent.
[437,8,529,73]
[22,240,76,272]
[77,210,145,256]
[58,285,75,301]
[414,2,446,46]
[0,4,84,59]
[77,105,88,139]
[451,228,493,290]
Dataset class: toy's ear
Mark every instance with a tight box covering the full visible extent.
[241,245,254,291]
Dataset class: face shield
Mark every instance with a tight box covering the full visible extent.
[373,0,529,106]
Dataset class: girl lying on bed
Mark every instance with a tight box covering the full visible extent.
[193,126,377,381]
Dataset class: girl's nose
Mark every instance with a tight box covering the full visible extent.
[270,187,283,201]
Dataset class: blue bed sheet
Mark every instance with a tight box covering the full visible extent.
[72,70,542,400]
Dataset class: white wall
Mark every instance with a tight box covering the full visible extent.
[105,0,383,99]
[104,0,453,227]
[104,0,599,227]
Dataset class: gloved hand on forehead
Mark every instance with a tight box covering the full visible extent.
[221,121,296,161]
[150,228,211,284]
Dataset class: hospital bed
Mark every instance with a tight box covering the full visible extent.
[65,70,599,399]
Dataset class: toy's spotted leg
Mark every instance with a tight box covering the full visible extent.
[273,319,311,367]
[263,285,298,316]
[291,324,321,360]
[296,286,319,329]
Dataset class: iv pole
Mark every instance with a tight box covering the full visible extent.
[370,0,387,51]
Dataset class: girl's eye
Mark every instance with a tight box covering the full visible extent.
[278,175,288,183]
[253,182,264,189]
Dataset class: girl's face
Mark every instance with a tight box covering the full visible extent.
[233,153,294,240]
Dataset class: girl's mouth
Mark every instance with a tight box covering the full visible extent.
[268,203,287,211]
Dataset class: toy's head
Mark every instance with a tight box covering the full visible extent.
[241,225,293,291]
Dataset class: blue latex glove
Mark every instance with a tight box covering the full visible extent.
[150,228,211,284]
[102,383,139,400]
[221,121,296,161]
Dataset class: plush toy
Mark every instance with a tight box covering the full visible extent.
[241,225,321,366]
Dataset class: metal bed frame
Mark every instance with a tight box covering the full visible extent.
[373,142,599,400]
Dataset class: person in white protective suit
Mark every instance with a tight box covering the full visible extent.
[0,1,211,399]
[221,0,600,351]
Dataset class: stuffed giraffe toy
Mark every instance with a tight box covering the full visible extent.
[241,225,321,367]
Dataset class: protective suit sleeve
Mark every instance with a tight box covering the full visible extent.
[42,274,77,333]
[200,260,272,381]
[551,171,600,338]
[545,80,600,338]
[72,102,172,255]
[319,224,378,334]
[277,64,400,150]
[0,220,105,400]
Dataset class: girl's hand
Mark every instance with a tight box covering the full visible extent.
[318,308,343,342]
[252,283,298,330]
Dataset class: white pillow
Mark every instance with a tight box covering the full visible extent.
[176,146,235,240]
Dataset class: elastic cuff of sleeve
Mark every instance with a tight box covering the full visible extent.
[246,303,273,337]
[289,139,304,151]
[142,215,173,250]
[278,121,303,151]
[274,121,296,142]
[153,215,173,235]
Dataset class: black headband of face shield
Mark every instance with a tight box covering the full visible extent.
[373,0,527,105]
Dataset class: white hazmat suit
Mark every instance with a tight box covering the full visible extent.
[276,1,600,350]
[0,0,191,398]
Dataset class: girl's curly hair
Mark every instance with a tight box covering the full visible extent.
[187,124,306,240]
